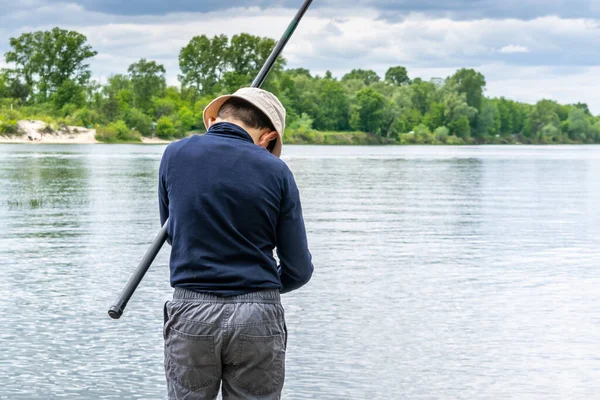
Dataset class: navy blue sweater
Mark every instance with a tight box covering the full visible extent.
[158,122,313,296]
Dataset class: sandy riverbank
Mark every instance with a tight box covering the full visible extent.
[0,120,98,144]
[0,120,172,144]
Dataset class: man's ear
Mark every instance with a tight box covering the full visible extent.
[258,130,279,149]
[207,117,217,128]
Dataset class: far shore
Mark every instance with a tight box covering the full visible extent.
[0,133,171,145]
[0,120,171,144]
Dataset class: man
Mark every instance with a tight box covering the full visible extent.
[158,87,313,400]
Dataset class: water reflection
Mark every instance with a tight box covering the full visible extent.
[0,145,599,399]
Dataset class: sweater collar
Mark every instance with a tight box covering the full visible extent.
[205,122,254,144]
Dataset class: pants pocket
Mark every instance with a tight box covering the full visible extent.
[165,327,218,391]
[233,333,285,396]
[163,301,170,340]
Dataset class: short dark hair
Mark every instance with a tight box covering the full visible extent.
[218,97,275,132]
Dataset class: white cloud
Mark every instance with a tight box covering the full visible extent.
[499,44,530,53]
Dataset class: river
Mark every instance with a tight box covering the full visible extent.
[0,144,599,399]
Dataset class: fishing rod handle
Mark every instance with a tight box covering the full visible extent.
[108,222,169,319]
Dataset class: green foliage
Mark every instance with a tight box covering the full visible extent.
[0,117,19,134]
[342,69,380,86]
[124,108,153,136]
[311,78,349,131]
[450,116,471,139]
[193,96,214,130]
[156,116,177,139]
[96,120,141,142]
[69,107,102,128]
[529,99,561,138]
[350,87,385,133]
[2,28,599,145]
[179,34,228,96]
[385,66,410,86]
[566,107,594,142]
[288,113,314,133]
[128,59,166,112]
[5,27,97,102]
[178,107,195,130]
[95,125,117,142]
[52,79,86,109]
[153,97,178,118]
[449,68,486,113]
[434,126,450,142]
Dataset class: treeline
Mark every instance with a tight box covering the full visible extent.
[1,27,599,144]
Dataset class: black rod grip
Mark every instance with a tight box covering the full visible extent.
[108,224,168,319]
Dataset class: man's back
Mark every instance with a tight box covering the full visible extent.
[159,122,313,295]
[161,90,312,400]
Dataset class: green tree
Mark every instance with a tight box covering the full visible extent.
[567,107,594,142]
[5,27,97,103]
[422,102,445,131]
[410,78,437,115]
[475,99,501,139]
[0,71,8,98]
[442,84,476,139]
[177,106,195,134]
[179,34,227,97]
[52,79,86,109]
[104,74,131,98]
[342,69,380,86]
[124,108,153,136]
[529,99,560,139]
[449,116,471,139]
[385,66,410,86]
[311,78,349,131]
[448,68,486,114]
[222,34,284,92]
[128,59,166,112]
[350,87,385,134]
[156,116,176,139]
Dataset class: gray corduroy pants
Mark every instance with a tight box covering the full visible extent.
[163,288,287,400]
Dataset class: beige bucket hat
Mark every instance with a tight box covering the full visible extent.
[203,87,286,157]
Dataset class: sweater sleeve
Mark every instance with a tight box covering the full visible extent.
[276,165,314,293]
[158,147,169,228]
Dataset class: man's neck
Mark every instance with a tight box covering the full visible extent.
[215,118,259,144]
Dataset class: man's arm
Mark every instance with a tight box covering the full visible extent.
[276,166,313,294]
[158,148,169,227]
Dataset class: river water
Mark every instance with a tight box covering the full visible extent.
[0,144,599,399]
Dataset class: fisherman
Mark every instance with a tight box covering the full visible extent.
[158,87,314,400]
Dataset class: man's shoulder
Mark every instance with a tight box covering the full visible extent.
[254,149,290,175]
[162,135,203,160]
[165,135,195,151]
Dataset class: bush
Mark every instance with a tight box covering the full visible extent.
[96,120,141,142]
[434,126,449,143]
[0,108,23,121]
[193,96,214,130]
[124,108,153,136]
[446,135,465,145]
[0,118,19,134]
[177,107,195,134]
[95,125,117,142]
[156,116,177,139]
[69,108,103,128]
[153,97,178,119]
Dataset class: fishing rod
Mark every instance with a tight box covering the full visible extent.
[108,0,314,320]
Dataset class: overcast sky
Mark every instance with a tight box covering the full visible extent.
[1,0,600,113]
